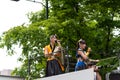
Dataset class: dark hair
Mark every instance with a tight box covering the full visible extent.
[76,41,79,50]
[50,35,55,40]
[54,34,58,38]
[76,39,86,50]
[79,39,86,44]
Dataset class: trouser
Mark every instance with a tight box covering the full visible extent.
[45,59,64,77]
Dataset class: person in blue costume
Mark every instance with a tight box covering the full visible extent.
[75,39,90,71]
[75,39,102,80]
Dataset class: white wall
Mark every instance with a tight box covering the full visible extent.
[35,68,94,80]
[0,75,24,80]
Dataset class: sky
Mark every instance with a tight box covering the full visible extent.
[0,0,42,71]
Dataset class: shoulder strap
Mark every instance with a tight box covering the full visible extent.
[78,48,82,51]
[50,44,55,52]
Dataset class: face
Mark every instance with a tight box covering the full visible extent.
[50,36,57,44]
[80,43,86,49]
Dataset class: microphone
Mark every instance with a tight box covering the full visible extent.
[57,40,60,42]
[55,40,60,43]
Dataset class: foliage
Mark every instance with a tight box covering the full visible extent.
[0,25,47,77]
[0,0,120,79]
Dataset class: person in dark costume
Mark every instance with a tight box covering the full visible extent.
[44,35,64,77]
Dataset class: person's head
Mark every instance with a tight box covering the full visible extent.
[50,34,57,44]
[77,39,86,50]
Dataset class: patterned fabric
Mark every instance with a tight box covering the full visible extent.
[76,48,86,58]
[75,48,87,71]
[75,61,86,71]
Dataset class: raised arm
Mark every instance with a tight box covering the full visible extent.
[85,47,91,56]
[78,50,88,60]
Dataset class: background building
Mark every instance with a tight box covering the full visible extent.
[0,69,12,76]
[0,69,25,80]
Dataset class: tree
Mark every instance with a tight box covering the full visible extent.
[0,0,120,79]
[0,24,47,78]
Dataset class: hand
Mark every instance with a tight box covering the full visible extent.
[87,47,92,52]
[57,40,61,46]
[95,60,100,62]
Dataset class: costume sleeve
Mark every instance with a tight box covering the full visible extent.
[44,46,48,55]
[44,45,52,55]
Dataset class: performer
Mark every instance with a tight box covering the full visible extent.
[75,39,102,80]
[87,63,102,80]
[75,39,89,71]
[44,34,64,77]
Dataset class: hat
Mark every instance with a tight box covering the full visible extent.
[78,39,86,44]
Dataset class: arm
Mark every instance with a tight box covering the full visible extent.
[57,40,61,47]
[78,50,88,60]
[85,52,90,56]
[54,40,62,56]
[53,46,62,57]
[89,59,99,62]
[85,47,91,56]
[56,40,64,65]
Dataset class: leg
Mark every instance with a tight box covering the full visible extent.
[96,72,102,80]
